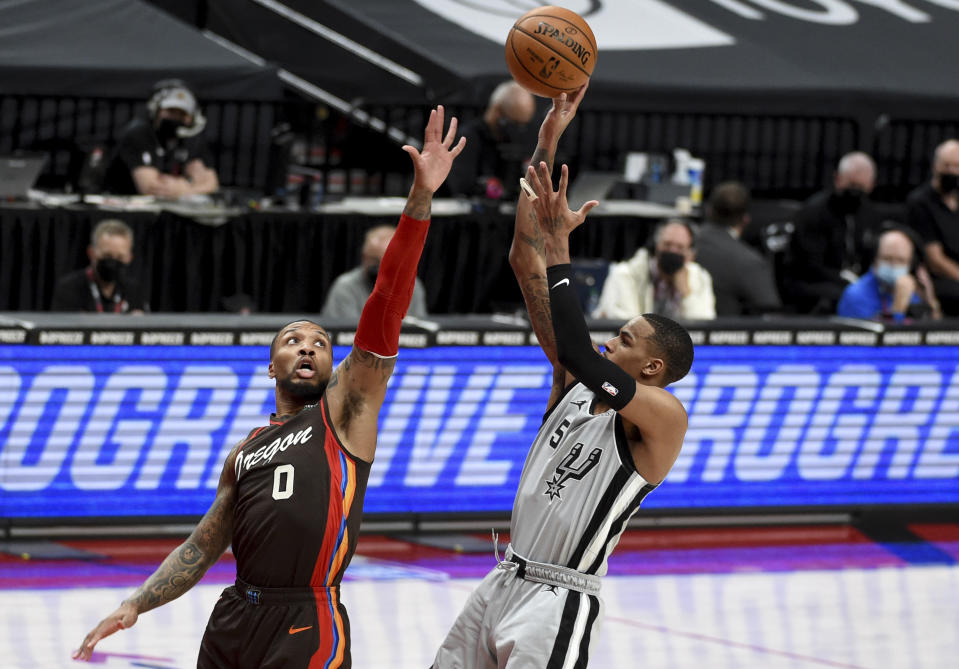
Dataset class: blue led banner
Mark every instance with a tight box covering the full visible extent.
[1,344,957,520]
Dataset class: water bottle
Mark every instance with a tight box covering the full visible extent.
[688,158,705,206]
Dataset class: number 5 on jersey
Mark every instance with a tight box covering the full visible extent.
[549,419,572,449]
[272,464,295,500]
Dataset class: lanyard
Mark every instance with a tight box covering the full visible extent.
[86,266,124,313]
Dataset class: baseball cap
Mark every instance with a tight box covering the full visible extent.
[156,86,197,116]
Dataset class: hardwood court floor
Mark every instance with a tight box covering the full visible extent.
[1,524,957,668]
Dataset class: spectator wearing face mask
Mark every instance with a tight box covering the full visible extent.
[783,152,886,313]
[593,220,715,321]
[51,219,148,314]
[103,79,219,198]
[837,228,940,322]
[444,81,536,200]
[906,139,959,315]
[320,225,428,320]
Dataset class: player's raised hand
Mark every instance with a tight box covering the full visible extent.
[526,161,598,240]
[539,80,589,145]
[72,602,139,661]
[403,105,467,194]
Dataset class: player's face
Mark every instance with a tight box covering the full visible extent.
[268,322,333,397]
[603,317,659,380]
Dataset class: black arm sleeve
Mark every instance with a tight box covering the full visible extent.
[547,263,636,411]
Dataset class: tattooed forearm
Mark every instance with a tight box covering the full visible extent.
[519,227,545,258]
[531,144,555,173]
[125,541,210,613]
[520,273,558,363]
[124,489,232,614]
[403,185,432,220]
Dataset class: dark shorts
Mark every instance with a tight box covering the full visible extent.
[198,579,351,669]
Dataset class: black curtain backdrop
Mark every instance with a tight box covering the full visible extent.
[0,207,661,314]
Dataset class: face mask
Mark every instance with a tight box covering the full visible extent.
[833,187,864,214]
[95,257,126,284]
[156,118,183,143]
[939,173,959,195]
[875,262,908,287]
[657,251,685,276]
[365,263,379,285]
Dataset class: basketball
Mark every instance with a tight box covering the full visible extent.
[505,6,597,98]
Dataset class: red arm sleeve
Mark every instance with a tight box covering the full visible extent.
[353,214,430,357]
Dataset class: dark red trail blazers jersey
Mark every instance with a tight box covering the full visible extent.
[207,397,371,667]
[232,398,371,588]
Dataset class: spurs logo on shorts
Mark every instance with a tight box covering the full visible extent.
[544,443,603,502]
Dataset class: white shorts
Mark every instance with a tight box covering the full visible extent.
[432,563,604,669]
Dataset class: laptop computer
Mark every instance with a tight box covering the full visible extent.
[0,154,47,198]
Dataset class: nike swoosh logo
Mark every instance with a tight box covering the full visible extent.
[289,625,313,635]
[552,278,570,289]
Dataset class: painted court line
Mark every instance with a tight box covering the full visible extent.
[603,615,869,669]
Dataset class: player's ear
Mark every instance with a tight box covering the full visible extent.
[268,361,276,379]
[642,356,665,378]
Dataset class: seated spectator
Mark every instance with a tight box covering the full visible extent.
[103,79,219,198]
[783,152,885,313]
[51,219,148,313]
[445,81,536,199]
[695,181,782,316]
[593,220,715,320]
[321,225,428,319]
[838,228,940,322]
[906,139,959,315]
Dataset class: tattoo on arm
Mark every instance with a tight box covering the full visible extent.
[349,347,397,385]
[531,145,555,173]
[125,492,231,613]
[520,271,558,362]
[126,541,206,612]
[403,186,432,220]
[520,225,545,258]
[335,346,399,431]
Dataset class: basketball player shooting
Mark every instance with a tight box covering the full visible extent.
[73,106,465,668]
[432,88,693,667]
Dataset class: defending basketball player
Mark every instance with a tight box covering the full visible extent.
[74,106,465,668]
[432,88,693,667]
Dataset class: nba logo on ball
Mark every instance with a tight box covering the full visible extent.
[505,6,597,98]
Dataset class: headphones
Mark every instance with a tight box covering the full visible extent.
[146,79,207,138]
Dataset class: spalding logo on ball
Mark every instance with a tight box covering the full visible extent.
[505,6,597,98]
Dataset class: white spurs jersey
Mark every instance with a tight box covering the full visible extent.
[509,383,658,576]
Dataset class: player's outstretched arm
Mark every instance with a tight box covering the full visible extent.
[509,83,588,372]
[72,445,241,662]
[325,106,465,463]
[526,161,687,483]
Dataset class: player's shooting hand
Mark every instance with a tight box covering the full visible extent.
[539,80,589,145]
[403,105,466,194]
[72,602,138,661]
[526,161,598,241]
